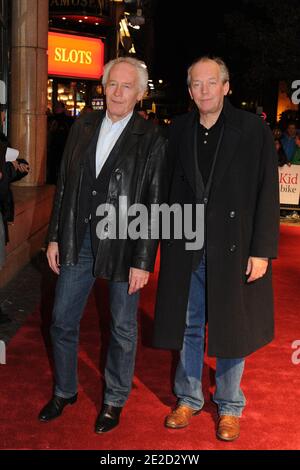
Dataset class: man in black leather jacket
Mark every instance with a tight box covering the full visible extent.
[38,57,166,433]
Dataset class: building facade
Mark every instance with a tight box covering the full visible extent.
[0,0,155,286]
[0,0,10,135]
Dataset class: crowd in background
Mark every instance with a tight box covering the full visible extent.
[272,121,300,219]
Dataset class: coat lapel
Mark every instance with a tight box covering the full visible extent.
[78,111,104,166]
[179,110,202,195]
[210,99,242,194]
[108,112,147,171]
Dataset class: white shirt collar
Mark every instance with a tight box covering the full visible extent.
[104,111,133,130]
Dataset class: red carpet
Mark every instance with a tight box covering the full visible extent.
[1,224,300,450]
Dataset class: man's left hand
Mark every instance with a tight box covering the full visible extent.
[246,256,269,283]
[11,160,29,173]
[128,267,150,295]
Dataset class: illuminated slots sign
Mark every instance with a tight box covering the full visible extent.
[48,32,104,79]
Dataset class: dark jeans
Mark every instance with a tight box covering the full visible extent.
[174,255,246,417]
[50,228,140,407]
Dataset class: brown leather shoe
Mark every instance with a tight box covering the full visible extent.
[217,415,240,441]
[165,404,201,429]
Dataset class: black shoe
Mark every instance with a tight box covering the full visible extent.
[38,394,77,422]
[95,404,122,433]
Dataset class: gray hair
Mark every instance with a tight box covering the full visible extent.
[187,56,230,86]
[102,57,148,93]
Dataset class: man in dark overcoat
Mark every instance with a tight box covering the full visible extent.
[38,57,166,433]
[154,56,279,441]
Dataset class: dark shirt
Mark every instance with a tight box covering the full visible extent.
[197,112,224,187]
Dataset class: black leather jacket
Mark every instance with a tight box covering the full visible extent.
[47,111,167,281]
[0,135,29,242]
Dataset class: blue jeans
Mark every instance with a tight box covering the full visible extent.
[50,228,140,407]
[174,256,246,417]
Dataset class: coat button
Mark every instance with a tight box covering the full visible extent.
[229,244,237,252]
[203,197,208,204]
[92,190,97,196]
[229,210,235,218]
[84,218,89,224]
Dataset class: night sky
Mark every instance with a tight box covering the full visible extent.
[149,0,300,120]
[152,2,233,85]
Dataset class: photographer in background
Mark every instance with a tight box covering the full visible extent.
[0,108,29,324]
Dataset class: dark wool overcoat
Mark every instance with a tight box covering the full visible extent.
[154,99,279,358]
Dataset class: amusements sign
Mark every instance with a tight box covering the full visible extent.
[49,0,110,17]
[279,165,300,204]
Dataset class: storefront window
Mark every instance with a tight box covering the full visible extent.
[48,78,104,116]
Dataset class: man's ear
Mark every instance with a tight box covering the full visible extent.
[223,81,230,96]
[137,90,145,102]
[188,88,194,100]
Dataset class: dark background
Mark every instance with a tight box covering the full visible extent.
[145,0,300,122]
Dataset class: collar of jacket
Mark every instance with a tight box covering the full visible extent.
[221,97,243,134]
[179,97,243,196]
[77,110,152,174]
[189,97,243,134]
[80,110,150,136]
